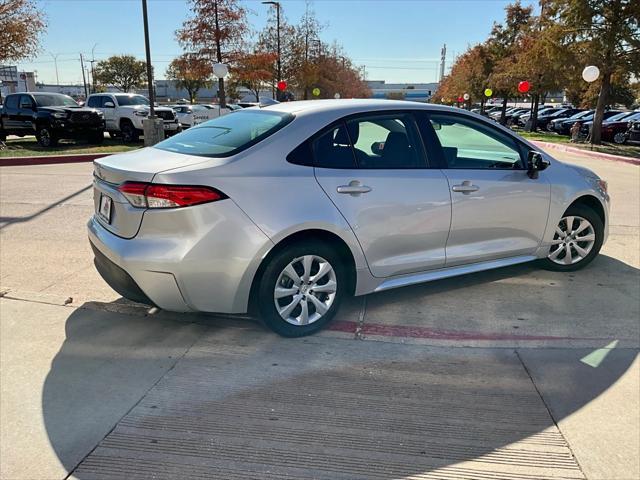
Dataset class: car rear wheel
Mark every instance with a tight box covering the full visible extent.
[120,121,138,143]
[538,205,603,272]
[257,241,346,337]
[36,126,58,147]
[613,132,626,144]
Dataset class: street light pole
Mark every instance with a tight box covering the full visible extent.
[49,52,60,87]
[79,53,88,98]
[141,0,155,118]
[90,43,98,94]
[262,1,281,99]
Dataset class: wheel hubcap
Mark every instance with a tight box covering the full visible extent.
[548,215,596,265]
[274,255,337,326]
[40,129,50,146]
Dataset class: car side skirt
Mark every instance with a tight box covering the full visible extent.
[355,255,538,295]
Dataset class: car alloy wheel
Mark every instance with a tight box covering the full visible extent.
[613,132,626,144]
[548,215,596,266]
[274,255,337,326]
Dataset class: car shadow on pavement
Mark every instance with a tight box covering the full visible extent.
[41,250,639,478]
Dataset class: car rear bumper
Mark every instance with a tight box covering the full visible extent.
[87,199,273,314]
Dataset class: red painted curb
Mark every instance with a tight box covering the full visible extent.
[531,140,639,166]
[0,152,112,167]
[329,320,606,342]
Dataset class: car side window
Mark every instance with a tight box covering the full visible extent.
[19,95,34,109]
[87,96,101,108]
[311,123,357,169]
[5,95,19,109]
[428,114,524,169]
[346,114,424,169]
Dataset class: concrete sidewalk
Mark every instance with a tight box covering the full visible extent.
[1,297,637,480]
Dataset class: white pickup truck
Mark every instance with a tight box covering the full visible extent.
[85,93,181,142]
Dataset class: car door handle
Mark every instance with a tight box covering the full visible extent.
[451,181,479,194]
[337,181,372,196]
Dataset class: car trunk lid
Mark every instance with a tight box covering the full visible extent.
[92,147,210,238]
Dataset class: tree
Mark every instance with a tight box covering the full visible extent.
[177,0,249,108]
[232,52,277,101]
[0,0,46,63]
[93,55,147,92]
[544,0,640,143]
[486,1,533,124]
[167,54,212,103]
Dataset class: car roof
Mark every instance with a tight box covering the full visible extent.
[261,99,461,118]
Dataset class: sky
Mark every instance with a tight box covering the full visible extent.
[22,0,537,86]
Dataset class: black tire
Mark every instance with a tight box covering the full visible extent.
[538,204,604,272]
[613,132,626,145]
[257,240,347,337]
[0,130,6,142]
[87,130,105,144]
[120,121,138,143]
[36,125,58,147]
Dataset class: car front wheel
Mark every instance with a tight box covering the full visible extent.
[257,241,346,337]
[120,121,138,143]
[539,204,604,272]
[36,126,58,147]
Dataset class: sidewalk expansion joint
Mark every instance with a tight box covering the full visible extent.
[514,348,587,479]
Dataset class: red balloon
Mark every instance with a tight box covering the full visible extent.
[457,96,464,103]
[518,81,531,93]
[277,81,287,91]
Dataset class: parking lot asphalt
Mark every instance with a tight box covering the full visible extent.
[0,151,638,479]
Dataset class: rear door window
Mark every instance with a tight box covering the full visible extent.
[4,95,19,109]
[312,124,357,169]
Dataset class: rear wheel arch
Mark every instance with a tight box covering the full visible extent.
[248,229,357,315]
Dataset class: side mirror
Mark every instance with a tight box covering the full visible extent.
[527,151,550,179]
[103,101,115,108]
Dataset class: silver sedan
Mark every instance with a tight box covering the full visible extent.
[89,100,609,336]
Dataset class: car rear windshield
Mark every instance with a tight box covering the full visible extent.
[154,110,294,157]
[34,94,79,107]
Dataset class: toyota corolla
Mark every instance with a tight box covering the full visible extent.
[89,100,609,336]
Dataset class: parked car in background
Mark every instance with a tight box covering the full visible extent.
[626,120,640,143]
[0,92,105,147]
[579,111,635,139]
[86,93,180,142]
[537,108,584,131]
[515,106,558,127]
[549,110,594,134]
[554,110,621,136]
[169,104,230,129]
[89,100,609,337]
[598,111,640,144]
[504,108,530,126]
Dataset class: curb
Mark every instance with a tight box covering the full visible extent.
[531,140,639,166]
[0,152,112,167]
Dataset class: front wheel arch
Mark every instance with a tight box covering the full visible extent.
[567,195,606,228]
[248,229,357,316]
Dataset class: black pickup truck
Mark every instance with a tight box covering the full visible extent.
[0,92,105,147]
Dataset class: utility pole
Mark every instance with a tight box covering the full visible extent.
[262,1,281,99]
[79,53,88,98]
[141,0,155,117]
[439,44,446,82]
[90,43,98,93]
[49,52,60,87]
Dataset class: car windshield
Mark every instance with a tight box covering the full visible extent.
[115,95,150,106]
[154,109,293,157]
[34,94,79,107]
[569,110,592,120]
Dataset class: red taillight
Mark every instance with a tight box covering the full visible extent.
[117,182,226,209]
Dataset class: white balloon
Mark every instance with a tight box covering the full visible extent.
[463,93,470,100]
[212,63,229,78]
[334,93,340,99]
[582,65,600,83]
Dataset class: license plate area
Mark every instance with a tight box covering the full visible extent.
[98,194,113,224]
